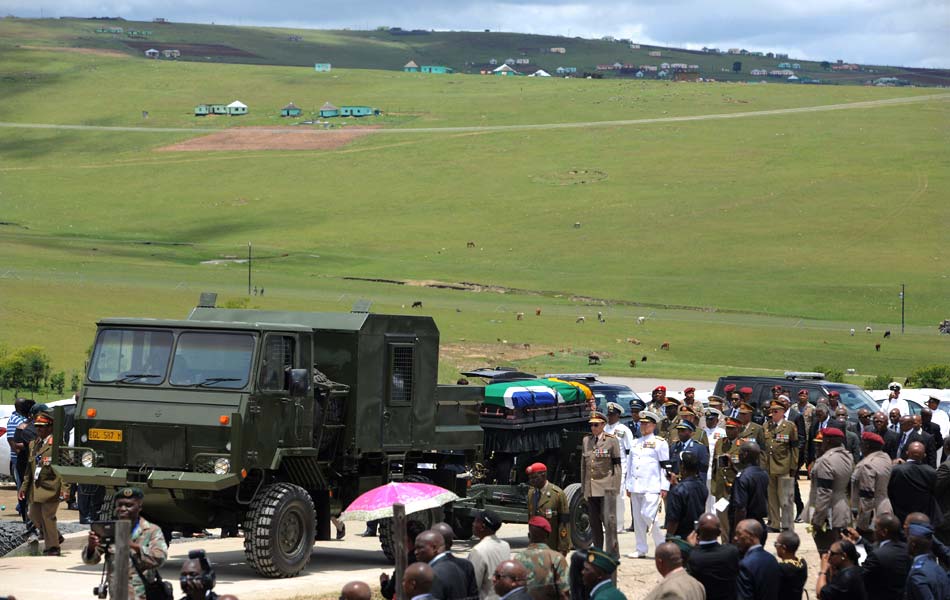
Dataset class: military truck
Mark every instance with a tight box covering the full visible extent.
[53,294,483,577]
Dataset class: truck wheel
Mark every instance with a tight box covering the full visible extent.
[378,508,436,563]
[243,482,316,577]
[564,483,592,549]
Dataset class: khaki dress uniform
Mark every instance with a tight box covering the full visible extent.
[851,450,893,535]
[527,481,570,554]
[738,421,767,452]
[808,445,853,553]
[711,435,741,542]
[581,431,622,550]
[764,418,799,529]
[21,432,62,552]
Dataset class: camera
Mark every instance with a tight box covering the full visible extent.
[91,520,116,545]
[718,454,732,468]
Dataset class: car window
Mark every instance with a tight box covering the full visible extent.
[88,329,173,384]
[170,331,255,388]
[824,384,879,413]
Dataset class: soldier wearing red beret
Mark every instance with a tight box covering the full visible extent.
[808,427,853,553]
[850,431,892,538]
[525,462,570,554]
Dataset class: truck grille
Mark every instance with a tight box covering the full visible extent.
[126,425,187,469]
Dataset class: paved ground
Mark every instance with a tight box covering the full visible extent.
[2,479,822,600]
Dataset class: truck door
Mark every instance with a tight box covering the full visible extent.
[258,333,306,447]
[382,340,415,448]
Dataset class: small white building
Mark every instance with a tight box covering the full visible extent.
[528,69,551,77]
[144,48,159,58]
[493,64,520,76]
[226,100,248,115]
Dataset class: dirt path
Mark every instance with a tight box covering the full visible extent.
[1,92,946,137]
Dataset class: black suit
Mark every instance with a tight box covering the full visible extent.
[936,457,950,545]
[807,418,831,464]
[898,429,936,467]
[430,556,468,600]
[502,588,531,600]
[737,546,780,600]
[874,428,900,459]
[922,422,943,462]
[887,460,941,527]
[445,553,478,600]
[686,541,740,600]
[860,539,911,600]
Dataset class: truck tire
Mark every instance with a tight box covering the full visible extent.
[563,483,592,549]
[243,482,316,577]
[377,508,436,563]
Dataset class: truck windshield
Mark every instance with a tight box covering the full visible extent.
[88,329,173,384]
[824,384,880,413]
[169,332,254,389]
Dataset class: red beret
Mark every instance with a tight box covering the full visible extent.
[821,427,845,439]
[828,390,840,398]
[653,385,666,393]
[723,384,736,393]
[525,462,548,475]
[739,387,753,394]
[528,516,552,533]
[771,385,783,391]
[683,387,696,393]
[861,431,884,445]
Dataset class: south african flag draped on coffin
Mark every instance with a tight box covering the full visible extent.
[483,378,592,409]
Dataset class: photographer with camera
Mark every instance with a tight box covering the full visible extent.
[82,487,169,600]
[179,549,238,600]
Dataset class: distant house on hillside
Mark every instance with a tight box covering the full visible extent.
[144,48,159,58]
[515,58,530,65]
[195,104,210,116]
[421,65,453,74]
[648,50,662,57]
[550,47,566,53]
[161,49,180,58]
[493,64,520,76]
[504,58,515,65]
[527,68,551,77]
[314,63,331,72]
[280,102,302,117]
[403,60,420,72]
[226,100,248,116]
[750,69,769,76]
[728,48,741,54]
[210,104,228,115]
[319,102,339,118]
[629,43,640,49]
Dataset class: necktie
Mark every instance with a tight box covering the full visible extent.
[891,423,899,432]
[898,433,908,455]
[533,488,541,513]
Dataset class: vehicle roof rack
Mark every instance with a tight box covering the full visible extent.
[544,373,599,381]
[784,371,825,381]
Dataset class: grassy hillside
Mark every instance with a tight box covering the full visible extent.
[3,17,947,86]
[0,44,948,385]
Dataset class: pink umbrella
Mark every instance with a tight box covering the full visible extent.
[340,482,459,522]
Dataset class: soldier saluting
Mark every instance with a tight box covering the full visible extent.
[582,411,622,552]
[764,400,798,532]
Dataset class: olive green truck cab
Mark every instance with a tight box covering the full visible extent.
[53,296,482,577]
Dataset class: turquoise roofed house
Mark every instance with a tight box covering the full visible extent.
[403,60,420,72]
[420,65,453,74]
[194,104,210,116]
[340,106,376,117]
[319,101,339,118]
[281,102,302,117]
[314,63,331,72]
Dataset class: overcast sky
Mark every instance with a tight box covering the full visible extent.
[5,1,948,68]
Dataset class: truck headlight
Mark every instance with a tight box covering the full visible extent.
[213,458,231,475]
[81,451,95,468]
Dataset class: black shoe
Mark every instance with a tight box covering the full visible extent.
[360,529,377,537]
[43,547,61,556]
[626,526,636,532]
[794,516,803,523]
[767,527,781,533]
[336,523,346,540]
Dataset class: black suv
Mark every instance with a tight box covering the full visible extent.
[714,372,880,417]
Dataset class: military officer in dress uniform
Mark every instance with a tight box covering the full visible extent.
[604,403,633,534]
[904,523,950,600]
[737,402,767,452]
[670,421,709,478]
[649,386,667,414]
[526,462,570,554]
[18,410,62,555]
[850,431,893,538]
[582,411,622,551]
[703,408,726,513]
[808,427,854,554]
[764,400,799,531]
[660,399,681,444]
[625,411,669,558]
[711,417,742,543]
[582,547,626,600]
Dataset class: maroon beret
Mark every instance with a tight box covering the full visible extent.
[739,387,753,394]
[829,390,841,398]
[528,516,552,533]
[724,384,736,393]
[821,427,845,439]
[861,431,884,445]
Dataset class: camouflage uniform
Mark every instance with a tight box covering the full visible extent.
[526,481,570,554]
[82,515,168,600]
[515,542,569,600]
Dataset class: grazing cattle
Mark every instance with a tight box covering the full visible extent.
[411,301,423,308]
[637,316,646,325]
[523,343,531,349]
[516,312,525,321]
[535,308,542,316]
[883,330,891,338]
[576,316,586,323]
[850,328,855,336]
[467,241,476,248]
[866,326,873,333]
[875,343,881,351]
[574,222,581,229]
[626,337,641,345]
[588,354,601,365]
[547,351,555,357]
[629,359,637,368]
[660,341,670,351]
[641,356,648,362]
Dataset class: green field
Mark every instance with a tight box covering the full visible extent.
[1,34,948,387]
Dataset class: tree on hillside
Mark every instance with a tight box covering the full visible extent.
[820,61,831,70]
[863,374,893,389]
[70,372,81,393]
[0,345,51,392]
[733,61,742,73]
[907,364,950,388]
[50,371,66,395]
[813,365,844,383]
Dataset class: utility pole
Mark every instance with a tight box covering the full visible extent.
[247,242,252,296]
[900,284,905,335]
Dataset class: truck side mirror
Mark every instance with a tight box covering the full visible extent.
[288,368,311,397]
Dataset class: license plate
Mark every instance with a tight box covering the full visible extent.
[89,428,123,442]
